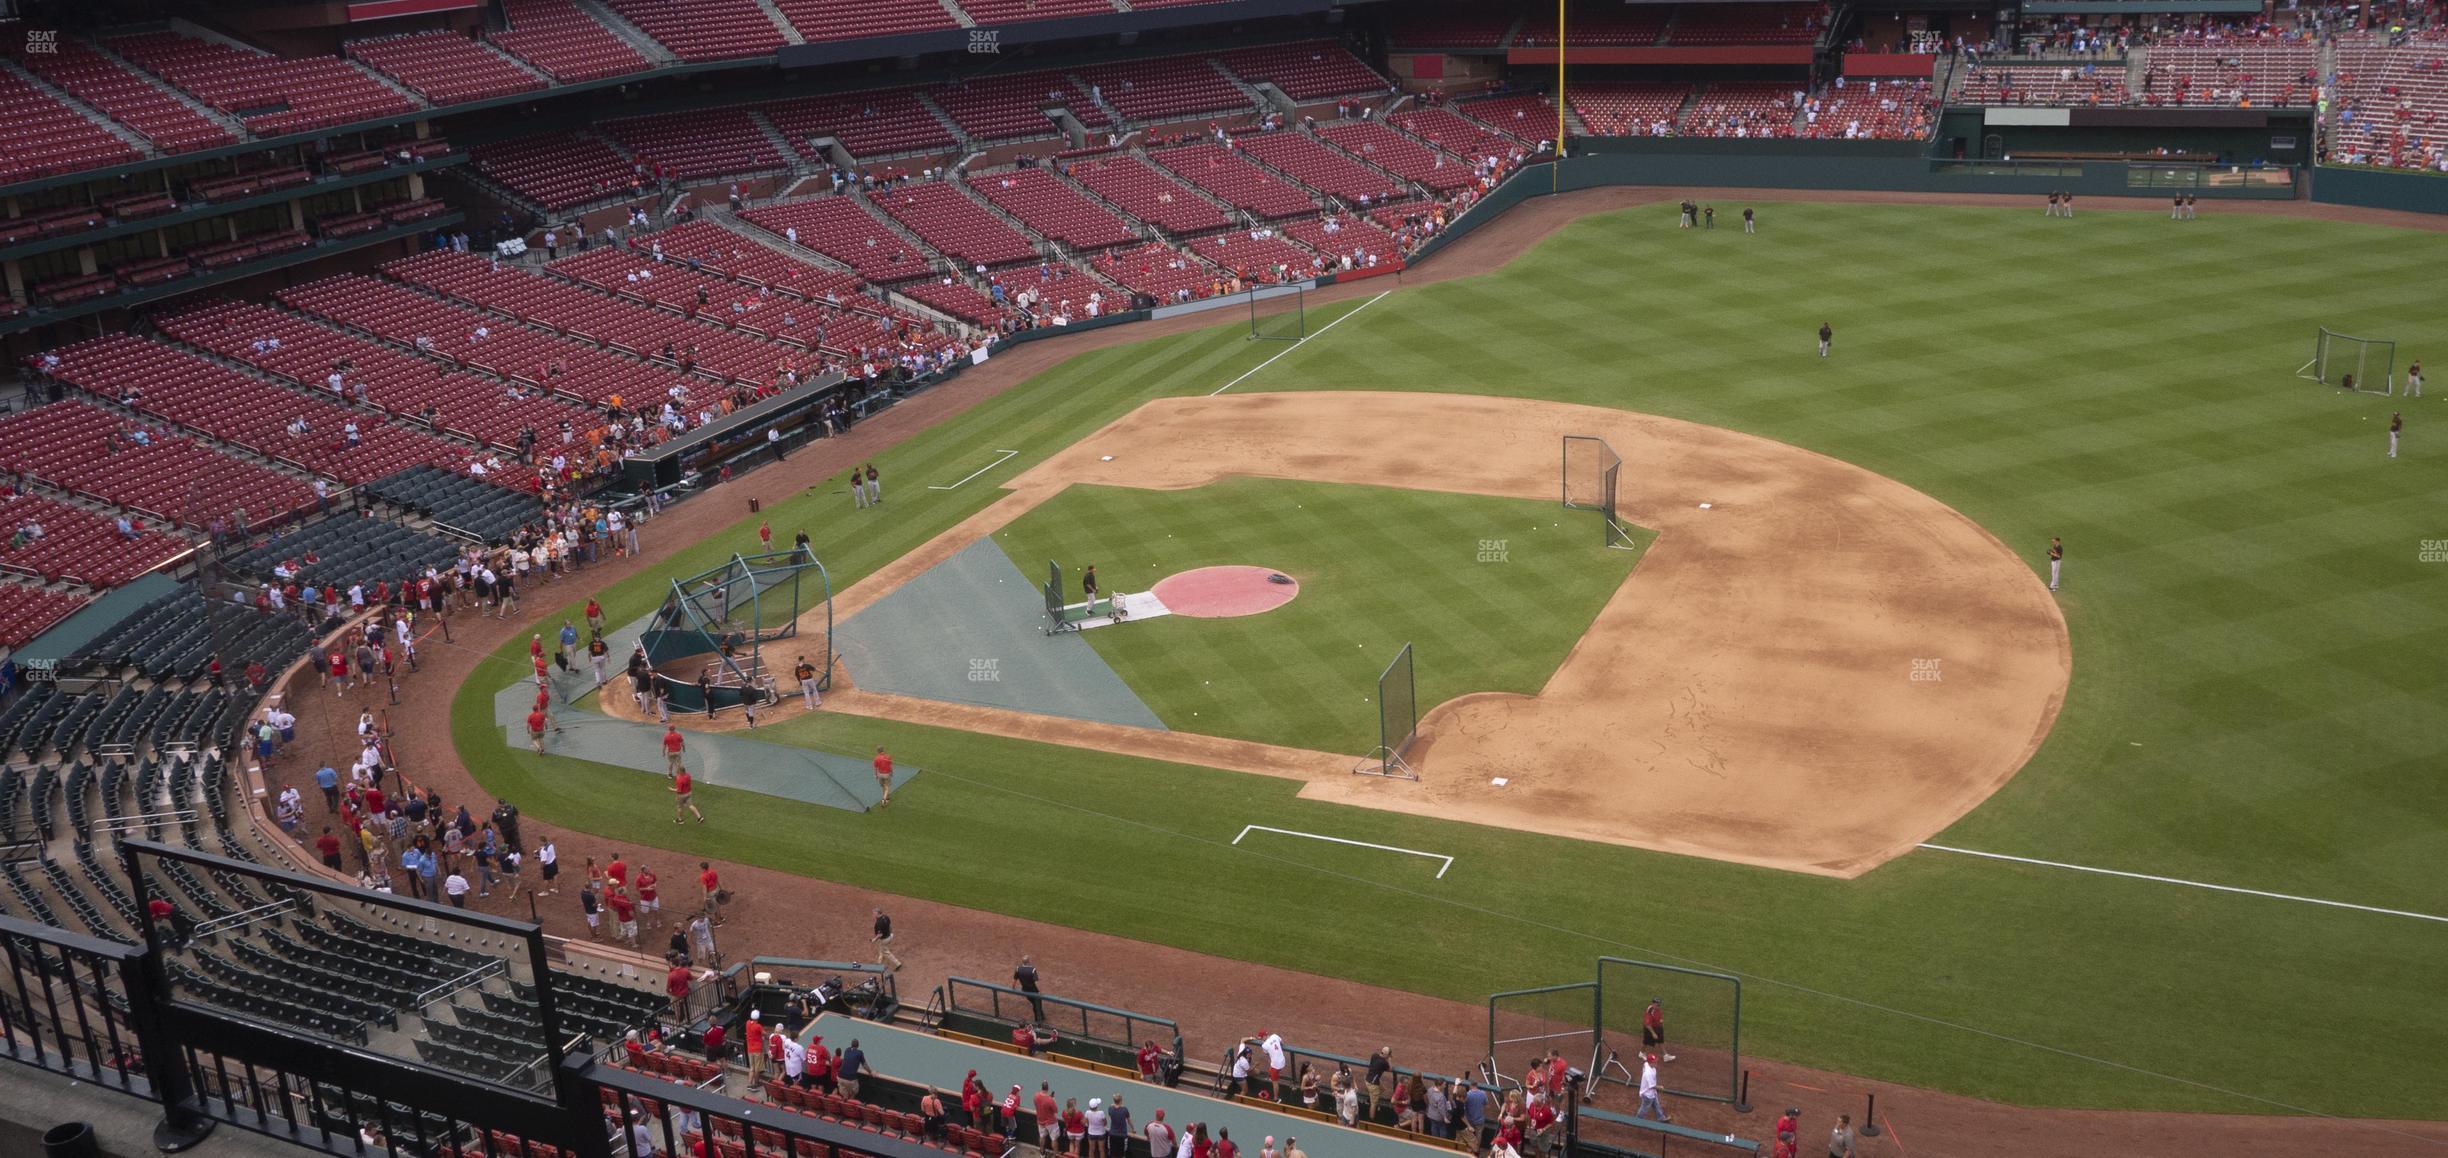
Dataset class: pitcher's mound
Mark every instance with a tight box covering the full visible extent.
[1152,566,1299,618]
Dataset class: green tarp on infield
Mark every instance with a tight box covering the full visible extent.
[835,537,1166,731]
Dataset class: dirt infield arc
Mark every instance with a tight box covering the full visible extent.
[814,391,2071,878]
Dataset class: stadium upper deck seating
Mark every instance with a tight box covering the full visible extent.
[1218,41,1389,101]
[761,89,957,158]
[1517,7,1667,47]
[960,0,1117,23]
[155,300,601,453]
[277,275,714,410]
[0,401,314,532]
[1070,155,1231,235]
[347,32,545,107]
[1564,83,1690,136]
[873,183,1041,269]
[108,31,416,138]
[1387,3,1522,50]
[930,70,1107,141]
[600,109,788,181]
[1236,131,1404,203]
[19,39,236,154]
[491,0,653,83]
[972,167,1137,250]
[1317,121,1476,193]
[1150,142,1317,218]
[0,68,141,184]
[601,0,785,62]
[0,493,188,588]
[469,135,638,210]
[386,251,805,386]
[772,0,959,44]
[741,197,936,283]
[1669,3,1826,45]
[41,335,463,485]
[1071,54,1253,123]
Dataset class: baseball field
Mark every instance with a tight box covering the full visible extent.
[452,199,2447,1123]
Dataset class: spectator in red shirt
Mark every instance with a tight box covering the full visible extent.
[606,853,629,893]
[699,862,723,924]
[314,826,344,872]
[745,1012,768,1087]
[663,726,686,776]
[666,962,693,1020]
[606,887,637,947]
[527,707,548,753]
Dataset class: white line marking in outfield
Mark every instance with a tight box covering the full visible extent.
[1235,824,1451,879]
[927,449,1018,490]
[1917,843,2447,924]
[1209,290,1392,396]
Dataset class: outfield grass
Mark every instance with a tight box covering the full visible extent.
[456,201,2448,1119]
[989,479,1648,752]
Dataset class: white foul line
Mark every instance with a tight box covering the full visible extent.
[1234,824,1451,879]
[927,449,1018,490]
[1210,290,1391,396]
[1917,844,2448,924]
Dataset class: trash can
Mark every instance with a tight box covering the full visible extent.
[749,497,762,513]
[41,1120,97,1158]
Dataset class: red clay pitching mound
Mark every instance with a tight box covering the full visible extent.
[1152,566,1299,618]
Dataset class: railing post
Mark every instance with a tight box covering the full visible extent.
[111,948,216,1151]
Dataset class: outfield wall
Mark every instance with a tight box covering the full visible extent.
[2308,165,2448,215]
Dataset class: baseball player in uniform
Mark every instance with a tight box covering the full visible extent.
[2047,537,2064,591]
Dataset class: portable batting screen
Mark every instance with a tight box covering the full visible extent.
[644,550,831,711]
[1596,956,1742,1105]
[2297,327,2395,394]
[1355,641,1418,779]
[1563,435,1637,550]
[1486,982,1599,1091]
[1249,284,1306,342]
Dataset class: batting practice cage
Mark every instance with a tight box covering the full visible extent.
[1562,435,1638,550]
[1249,284,1307,342]
[1489,959,1744,1108]
[1042,560,1117,635]
[643,550,831,713]
[1355,641,1418,779]
[2297,327,2396,394]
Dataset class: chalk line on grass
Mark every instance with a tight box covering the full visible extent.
[1917,843,2446,924]
[1234,823,1451,879]
[927,449,1019,491]
[1210,290,1391,396]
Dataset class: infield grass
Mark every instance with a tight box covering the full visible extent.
[988,479,1648,752]
[456,200,2448,1122]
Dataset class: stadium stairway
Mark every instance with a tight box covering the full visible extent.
[746,108,809,170]
[749,0,809,45]
[699,204,968,331]
[573,0,684,66]
[0,58,159,158]
[935,0,978,28]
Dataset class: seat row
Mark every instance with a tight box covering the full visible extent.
[108,31,416,138]
[276,274,714,412]
[0,68,141,184]
[0,582,89,649]
[469,134,640,212]
[601,0,785,63]
[1070,155,1232,235]
[872,182,1040,269]
[40,334,465,485]
[600,109,789,182]
[1317,120,1477,193]
[0,401,314,533]
[1150,142,1317,218]
[383,250,782,385]
[155,299,601,453]
[491,0,654,83]
[0,492,189,588]
[18,38,235,154]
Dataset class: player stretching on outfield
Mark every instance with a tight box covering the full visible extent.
[2047,536,2064,591]
[2408,360,2423,398]
[2388,412,2402,459]
[1817,323,1833,358]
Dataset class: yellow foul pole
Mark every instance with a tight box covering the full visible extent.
[1553,0,1565,192]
